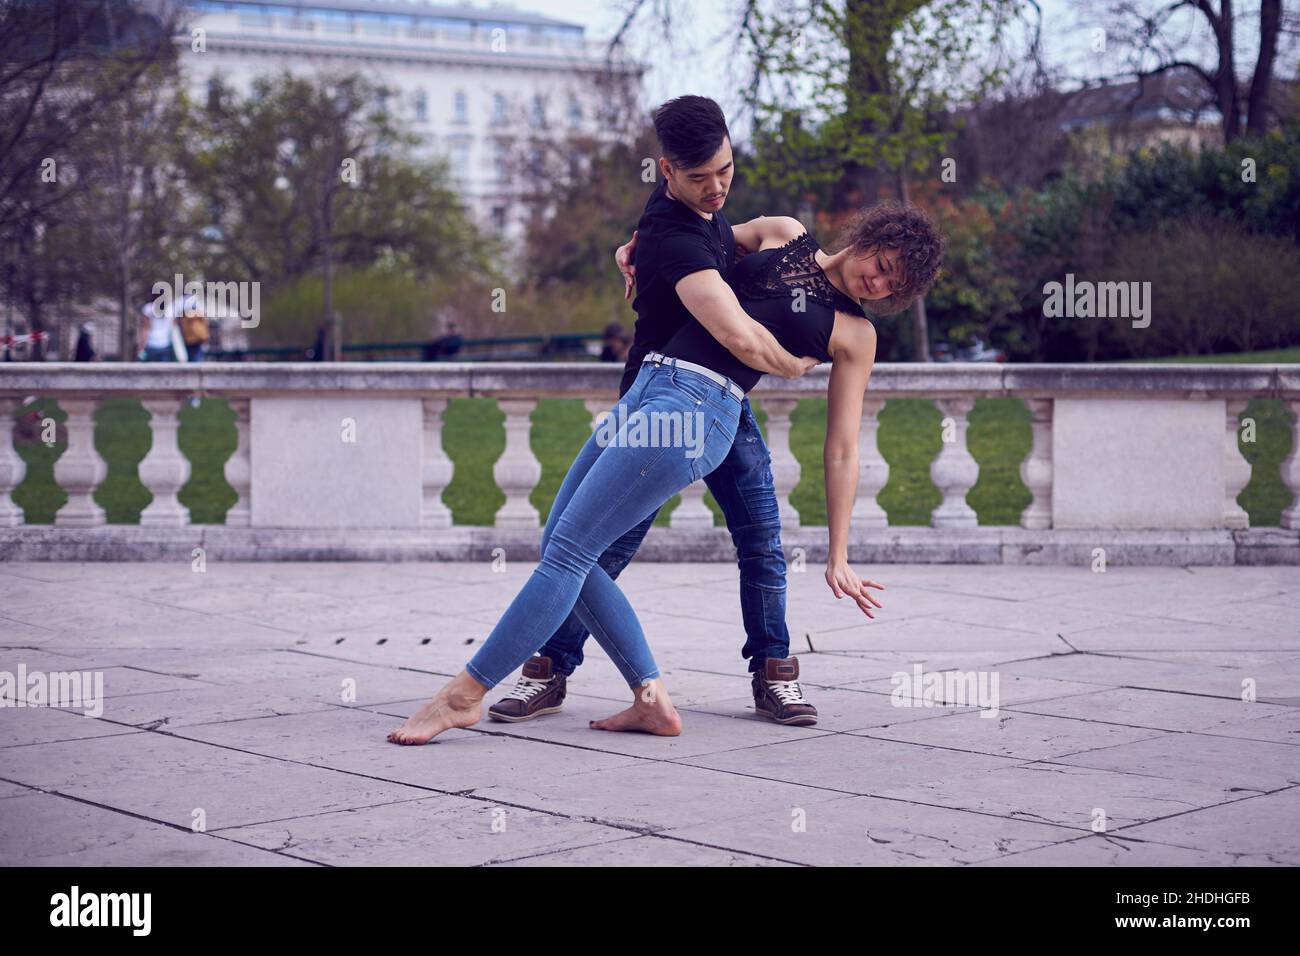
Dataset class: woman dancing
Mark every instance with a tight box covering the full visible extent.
[388,202,944,744]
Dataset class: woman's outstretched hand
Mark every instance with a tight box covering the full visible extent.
[615,230,638,300]
[825,559,885,618]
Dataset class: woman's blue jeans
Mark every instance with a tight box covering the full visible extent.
[465,360,743,690]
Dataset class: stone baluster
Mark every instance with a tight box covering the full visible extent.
[1223,399,1251,530]
[492,398,541,528]
[223,398,251,527]
[929,396,979,529]
[421,397,454,528]
[53,398,106,528]
[1018,398,1053,529]
[0,397,26,526]
[1279,399,1300,531]
[850,397,889,528]
[759,397,801,529]
[585,398,612,432]
[671,480,713,529]
[139,396,192,527]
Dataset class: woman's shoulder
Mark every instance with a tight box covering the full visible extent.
[831,310,878,357]
[755,216,809,250]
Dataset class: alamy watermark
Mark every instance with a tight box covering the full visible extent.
[0,664,103,717]
[890,664,1000,717]
[152,273,260,329]
[593,403,707,459]
[1042,273,1151,329]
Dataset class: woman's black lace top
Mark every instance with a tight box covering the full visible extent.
[659,231,866,392]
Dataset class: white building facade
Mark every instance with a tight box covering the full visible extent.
[176,0,641,245]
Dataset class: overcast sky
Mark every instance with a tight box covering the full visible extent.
[469,0,1281,143]
[490,0,1147,127]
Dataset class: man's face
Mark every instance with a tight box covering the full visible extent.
[660,137,734,217]
[851,245,904,301]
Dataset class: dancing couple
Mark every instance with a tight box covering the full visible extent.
[389,95,944,744]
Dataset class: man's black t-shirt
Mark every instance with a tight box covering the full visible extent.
[619,179,735,396]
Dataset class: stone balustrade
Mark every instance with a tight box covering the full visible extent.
[2,362,1298,565]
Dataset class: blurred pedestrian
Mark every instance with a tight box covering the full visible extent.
[140,302,176,362]
[599,322,627,362]
[179,295,209,363]
[423,320,463,361]
[74,322,96,362]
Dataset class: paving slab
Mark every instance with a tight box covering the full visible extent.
[172,708,642,793]
[0,705,140,748]
[450,695,835,759]
[219,793,630,866]
[871,761,1253,831]
[492,834,792,866]
[1049,732,1300,792]
[1114,786,1300,864]
[1193,710,1300,745]
[675,733,1022,795]
[0,791,314,866]
[971,833,1243,866]
[0,731,432,830]
[997,652,1299,698]
[1065,617,1299,651]
[1,560,1294,866]
[808,615,1064,655]
[851,709,1165,761]
[684,685,981,732]
[842,672,1107,708]
[470,759,848,832]
[1003,687,1293,733]
[663,793,1078,866]
[52,684,339,730]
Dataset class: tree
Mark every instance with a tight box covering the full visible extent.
[734,0,1016,360]
[1098,0,1291,143]
[180,72,493,352]
[0,0,182,353]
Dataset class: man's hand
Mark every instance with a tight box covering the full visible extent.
[777,355,822,379]
[615,230,638,300]
[825,559,885,618]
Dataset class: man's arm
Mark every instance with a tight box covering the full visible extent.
[675,270,817,380]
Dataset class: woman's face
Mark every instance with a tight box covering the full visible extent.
[851,245,903,301]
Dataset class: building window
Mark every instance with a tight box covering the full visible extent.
[491,206,507,232]
[494,141,510,184]
[492,93,506,125]
[450,142,470,183]
[413,90,428,122]
[530,95,545,127]
[453,90,467,123]
[567,97,581,127]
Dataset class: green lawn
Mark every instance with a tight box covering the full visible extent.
[1120,346,1300,364]
[10,358,1295,526]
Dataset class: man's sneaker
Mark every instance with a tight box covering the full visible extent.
[487,655,566,723]
[753,656,818,726]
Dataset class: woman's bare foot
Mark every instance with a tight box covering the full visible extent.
[387,671,485,745]
[589,678,681,736]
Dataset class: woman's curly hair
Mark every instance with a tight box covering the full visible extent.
[834,200,946,316]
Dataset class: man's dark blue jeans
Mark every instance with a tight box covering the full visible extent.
[537,396,790,676]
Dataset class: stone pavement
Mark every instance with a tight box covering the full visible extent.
[1,559,1298,866]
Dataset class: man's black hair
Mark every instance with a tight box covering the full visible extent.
[652,95,730,170]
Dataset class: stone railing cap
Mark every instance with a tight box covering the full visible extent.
[1,361,1297,398]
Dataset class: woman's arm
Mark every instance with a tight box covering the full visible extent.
[823,316,886,616]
